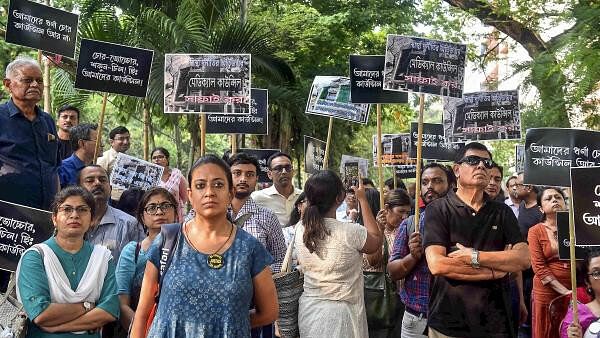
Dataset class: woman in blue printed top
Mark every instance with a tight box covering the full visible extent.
[115,187,178,331]
[130,154,279,338]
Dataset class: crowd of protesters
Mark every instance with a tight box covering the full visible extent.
[2,55,599,338]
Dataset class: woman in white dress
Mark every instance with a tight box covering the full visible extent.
[295,170,382,337]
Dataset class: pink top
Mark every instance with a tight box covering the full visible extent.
[560,302,599,338]
[159,168,188,222]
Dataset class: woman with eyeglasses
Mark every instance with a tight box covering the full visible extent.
[561,249,600,338]
[151,147,188,221]
[528,187,571,338]
[115,187,178,332]
[16,186,119,337]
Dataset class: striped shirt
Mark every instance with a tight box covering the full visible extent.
[230,199,286,273]
[85,205,145,260]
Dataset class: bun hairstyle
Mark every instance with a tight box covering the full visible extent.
[302,170,344,254]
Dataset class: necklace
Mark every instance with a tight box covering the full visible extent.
[185,221,234,269]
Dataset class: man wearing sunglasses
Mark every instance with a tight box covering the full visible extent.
[424,142,530,338]
[251,152,303,227]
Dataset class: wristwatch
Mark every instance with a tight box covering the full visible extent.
[471,249,480,269]
[83,301,92,312]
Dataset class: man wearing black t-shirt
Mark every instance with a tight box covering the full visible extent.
[424,142,530,338]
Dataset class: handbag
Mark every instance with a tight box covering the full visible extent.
[273,227,303,338]
[1,273,27,338]
[363,238,397,329]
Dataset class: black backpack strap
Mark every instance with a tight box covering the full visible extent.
[134,242,141,264]
[155,223,182,304]
[233,213,253,228]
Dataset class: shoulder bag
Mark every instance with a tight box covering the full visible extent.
[363,238,398,329]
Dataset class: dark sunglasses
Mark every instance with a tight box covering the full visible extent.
[457,155,493,169]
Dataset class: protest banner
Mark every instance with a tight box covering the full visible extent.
[409,122,464,161]
[0,200,53,272]
[206,88,268,135]
[443,90,521,141]
[395,165,418,179]
[343,162,360,187]
[109,153,164,191]
[557,211,587,260]
[5,0,79,58]
[515,144,525,173]
[305,76,370,124]
[349,55,408,104]
[339,155,369,178]
[524,128,600,187]
[164,54,251,114]
[372,133,414,166]
[75,39,153,97]
[304,136,326,175]
[383,35,466,98]
[239,148,280,183]
[570,166,600,246]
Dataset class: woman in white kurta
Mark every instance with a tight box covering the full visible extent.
[295,170,383,337]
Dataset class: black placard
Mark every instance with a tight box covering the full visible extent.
[5,0,78,58]
[164,54,251,114]
[305,76,370,124]
[571,166,600,246]
[395,165,418,179]
[383,35,466,98]
[557,211,588,260]
[372,134,415,167]
[75,39,153,97]
[410,123,464,161]
[238,148,281,183]
[0,200,53,272]
[443,90,521,141]
[206,89,268,134]
[304,136,326,175]
[524,128,600,187]
[349,55,408,104]
[109,153,164,191]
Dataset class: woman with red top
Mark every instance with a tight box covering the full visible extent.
[528,187,570,338]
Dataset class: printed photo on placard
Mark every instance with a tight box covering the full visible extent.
[349,55,408,104]
[343,162,360,188]
[515,144,525,173]
[524,128,600,187]
[238,149,281,183]
[571,166,600,247]
[304,136,326,175]
[110,153,164,191]
[557,211,587,260]
[164,54,251,114]
[206,88,268,134]
[75,39,153,97]
[372,134,415,167]
[339,155,369,178]
[409,122,464,161]
[5,0,79,58]
[383,35,466,98]
[0,200,53,272]
[305,76,370,124]
[443,90,521,141]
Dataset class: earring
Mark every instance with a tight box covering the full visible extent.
[587,287,593,295]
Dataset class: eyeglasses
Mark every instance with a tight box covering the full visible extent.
[589,271,600,280]
[144,203,175,215]
[271,164,293,173]
[58,205,92,215]
[457,155,493,169]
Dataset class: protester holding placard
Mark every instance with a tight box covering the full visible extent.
[151,147,188,221]
[528,187,571,338]
[295,170,382,338]
[58,123,100,187]
[97,126,130,175]
[56,105,80,162]
[16,186,119,337]
[115,187,178,333]
[424,142,530,338]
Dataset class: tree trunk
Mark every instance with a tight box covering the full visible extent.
[174,117,183,169]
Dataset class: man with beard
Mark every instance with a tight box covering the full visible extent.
[424,142,530,338]
[78,165,144,259]
[56,105,80,161]
[387,163,454,338]
[504,175,521,218]
[251,152,303,226]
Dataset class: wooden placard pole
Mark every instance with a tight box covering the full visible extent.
[413,94,425,233]
[393,172,398,189]
[93,92,109,163]
[231,133,237,155]
[200,114,207,156]
[568,187,579,322]
[376,104,384,209]
[323,117,334,170]
[43,56,51,114]
[143,100,149,161]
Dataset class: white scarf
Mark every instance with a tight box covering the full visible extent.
[16,243,112,333]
